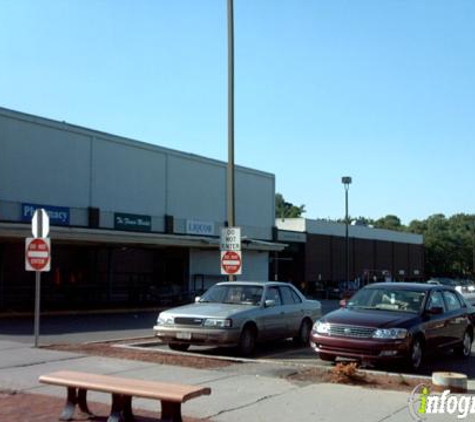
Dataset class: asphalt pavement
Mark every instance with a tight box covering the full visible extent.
[1,299,474,421]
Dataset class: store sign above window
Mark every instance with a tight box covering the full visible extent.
[22,203,70,226]
[186,219,215,236]
[114,212,151,232]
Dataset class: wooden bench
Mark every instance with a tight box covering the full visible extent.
[39,370,211,422]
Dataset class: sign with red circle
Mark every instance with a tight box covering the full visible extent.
[221,250,242,275]
[25,238,51,272]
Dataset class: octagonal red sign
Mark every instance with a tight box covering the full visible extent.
[25,238,51,272]
[221,250,242,275]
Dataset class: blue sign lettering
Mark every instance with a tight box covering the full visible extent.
[22,203,70,226]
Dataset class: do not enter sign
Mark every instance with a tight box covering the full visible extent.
[221,250,242,275]
[25,238,51,272]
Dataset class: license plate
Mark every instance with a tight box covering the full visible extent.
[176,332,192,340]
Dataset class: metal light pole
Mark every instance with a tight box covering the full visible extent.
[227,0,235,281]
[342,177,352,283]
[472,221,475,278]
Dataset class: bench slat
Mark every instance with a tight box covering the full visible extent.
[39,371,211,403]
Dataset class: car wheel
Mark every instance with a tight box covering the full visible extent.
[293,319,312,346]
[168,343,190,352]
[238,325,256,357]
[408,337,423,371]
[318,352,335,362]
[456,330,473,358]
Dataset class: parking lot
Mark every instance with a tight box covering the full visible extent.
[1,298,475,379]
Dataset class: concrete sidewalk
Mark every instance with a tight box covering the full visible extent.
[0,339,450,422]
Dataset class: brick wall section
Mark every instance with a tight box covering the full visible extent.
[302,234,424,284]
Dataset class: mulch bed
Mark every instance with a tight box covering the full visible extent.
[44,340,234,369]
[0,391,209,422]
[286,363,427,392]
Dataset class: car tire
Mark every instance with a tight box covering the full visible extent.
[293,319,312,346]
[168,343,190,352]
[455,330,473,358]
[238,325,256,357]
[407,337,423,371]
[318,352,335,362]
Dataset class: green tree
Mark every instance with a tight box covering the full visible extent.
[373,215,405,231]
[409,213,475,278]
[275,193,306,218]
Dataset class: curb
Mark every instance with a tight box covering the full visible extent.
[113,340,434,383]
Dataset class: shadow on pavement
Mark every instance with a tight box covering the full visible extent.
[0,312,158,336]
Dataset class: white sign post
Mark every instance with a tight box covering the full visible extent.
[32,208,50,239]
[27,209,51,348]
[220,227,242,275]
[220,227,241,251]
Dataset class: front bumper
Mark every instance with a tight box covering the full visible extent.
[153,325,241,347]
[310,331,412,362]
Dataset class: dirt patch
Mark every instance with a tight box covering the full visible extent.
[287,363,426,392]
[43,340,234,369]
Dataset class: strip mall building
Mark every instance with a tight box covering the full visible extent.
[0,107,282,312]
[0,107,424,312]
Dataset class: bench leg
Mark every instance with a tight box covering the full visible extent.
[122,395,135,422]
[160,400,182,422]
[78,388,95,418]
[59,387,77,421]
[108,394,124,422]
[60,388,95,421]
[107,394,135,422]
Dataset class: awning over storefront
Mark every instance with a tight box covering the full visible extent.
[0,223,286,252]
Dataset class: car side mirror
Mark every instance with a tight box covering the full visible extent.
[195,296,201,303]
[427,306,444,315]
[339,299,347,308]
[264,299,276,308]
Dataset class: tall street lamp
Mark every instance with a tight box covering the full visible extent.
[342,176,352,283]
[227,0,235,281]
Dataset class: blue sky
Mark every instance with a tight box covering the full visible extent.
[1,1,474,224]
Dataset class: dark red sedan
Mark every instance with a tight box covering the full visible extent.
[310,282,475,370]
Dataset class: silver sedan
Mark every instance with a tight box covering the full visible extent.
[153,281,322,356]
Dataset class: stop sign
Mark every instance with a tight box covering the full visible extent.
[25,238,51,272]
[221,250,242,275]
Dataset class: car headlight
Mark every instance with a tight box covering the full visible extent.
[314,320,330,334]
[156,315,174,325]
[372,328,408,340]
[203,318,233,328]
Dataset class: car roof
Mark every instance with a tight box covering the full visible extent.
[215,281,294,288]
[365,282,455,292]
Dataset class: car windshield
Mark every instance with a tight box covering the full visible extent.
[347,287,426,313]
[199,284,264,306]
